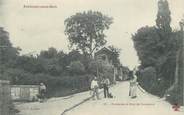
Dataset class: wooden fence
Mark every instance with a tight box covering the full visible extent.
[0,80,13,115]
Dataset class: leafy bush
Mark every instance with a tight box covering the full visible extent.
[69,61,85,75]
[88,59,114,83]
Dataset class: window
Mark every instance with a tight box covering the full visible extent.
[102,55,106,61]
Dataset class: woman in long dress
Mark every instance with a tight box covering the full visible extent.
[129,71,138,98]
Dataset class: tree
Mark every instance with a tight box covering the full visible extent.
[14,55,45,74]
[156,0,172,32]
[0,27,19,65]
[166,19,184,105]
[39,47,58,59]
[132,26,164,68]
[108,45,121,66]
[132,0,180,97]
[132,26,180,96]
[88,59,114,82]
[66,50,83,62]
[64,11,113,57]
[68,61,85,75]
[38,48,66,76]
[0,27,20,79]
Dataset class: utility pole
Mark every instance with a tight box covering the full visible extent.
[179,19,184,106]
[113,65,117,84]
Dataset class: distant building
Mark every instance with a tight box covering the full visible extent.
[118,65,129,81]
[11,85,39,101]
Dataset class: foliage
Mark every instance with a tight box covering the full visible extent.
[0,27,19,66]
[132,26,179,67]
[138,67,167,96]
[39,47,58,59]
[0,42,96,97]
[13,55,44,74]
[132,26,181,96]
[166,85,183,105]
[64,11,113,57]
[0,11,119,98]
[108,45,121,66]
[166,38,184,105]
[156,0,172,32]
[132,0,182,97]
[2,67,91,97]
[88,59,114,83]
[69,61,85,75]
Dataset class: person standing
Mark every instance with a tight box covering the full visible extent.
[39,82,47,102]
[129,70,138,98]
[129,71,133,97]
[102,77,110,98]
[90,77,100,100]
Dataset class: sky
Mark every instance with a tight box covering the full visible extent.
[0,0,184,69]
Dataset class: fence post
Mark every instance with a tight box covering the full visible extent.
[0,80,12,115]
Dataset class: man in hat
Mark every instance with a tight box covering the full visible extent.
[101,76,110,98]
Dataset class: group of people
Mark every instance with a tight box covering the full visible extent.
[90,69,138,100]
[90,76,111,100]
[38,69,138,102]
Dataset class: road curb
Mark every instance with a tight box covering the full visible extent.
[60,84,117,115]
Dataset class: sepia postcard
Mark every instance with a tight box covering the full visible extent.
[0,0,184,115]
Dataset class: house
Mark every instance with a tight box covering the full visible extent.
[94,47,129,81]
[11,85,39,101]
[94,47,114,66]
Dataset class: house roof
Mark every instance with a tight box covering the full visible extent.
[94,47,113,57]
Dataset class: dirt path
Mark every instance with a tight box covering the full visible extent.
[15,81,184,115]
[15,91,92,115]
[66,82,184,115]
